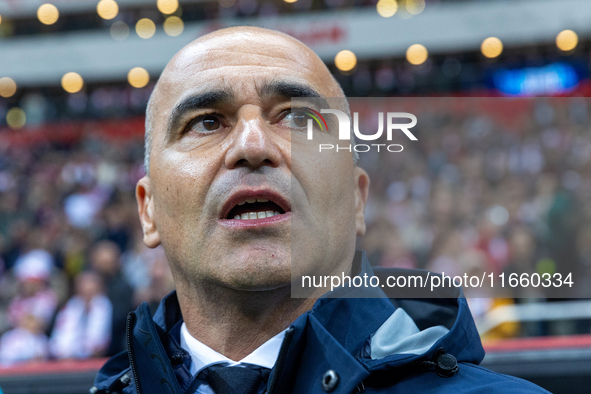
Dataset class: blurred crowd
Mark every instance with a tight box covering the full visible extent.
[0,97,591,366]
[358,97,591,336]
[0,137,174,366]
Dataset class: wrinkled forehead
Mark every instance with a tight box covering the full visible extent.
[152,31,341,119]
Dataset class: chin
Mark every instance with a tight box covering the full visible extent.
[214,249,292,290]
[223,268,292,292]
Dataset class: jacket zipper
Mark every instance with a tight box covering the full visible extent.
[266,326,295,394]
[126,312,143,394]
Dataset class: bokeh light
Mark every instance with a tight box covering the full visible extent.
[284,0,298,3]
[136,18,156,39]
[406,44,428,65]
[127,67,150,88]
[110,21,129,41]
[406,0,425,15]
[0,14,2,25]
[163,16,184,37]
[6,108,26,129]
[556,29,578,52]
[0,77,17,98]
[97,0,119,20]
[61,72,84,93]
[481,37,503,58]
[376,0,397,17]
[335,50,357,72]
[157,0,179,14]
[37,4,59,25]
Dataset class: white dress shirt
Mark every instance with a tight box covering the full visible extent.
[180,322,286,394]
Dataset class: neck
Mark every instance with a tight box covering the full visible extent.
[176,281,315,361]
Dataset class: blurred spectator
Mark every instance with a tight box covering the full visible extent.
[364,220,417,269]
[100,200,132,253]
[133,246,175,314]
[49,272,112,359]
[121,231,153,291]
[0,314,49,366]
[7,251,58,331]
[63,184,106,229]
[89,241,133,356]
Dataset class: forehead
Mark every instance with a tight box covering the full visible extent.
[155,31,338,111]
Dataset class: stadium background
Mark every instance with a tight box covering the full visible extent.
[0,0,591,393]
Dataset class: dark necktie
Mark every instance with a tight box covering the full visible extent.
[198,363,271,394]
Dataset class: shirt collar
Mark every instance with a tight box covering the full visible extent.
[180,322,287,376]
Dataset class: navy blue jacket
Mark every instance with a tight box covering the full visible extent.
[93,252,548,394]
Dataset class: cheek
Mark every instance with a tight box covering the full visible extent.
[293,148,355,215]
[150,151,225,277]
[151,149,222,231]
[291,144,358,264]
[291,150,357,281]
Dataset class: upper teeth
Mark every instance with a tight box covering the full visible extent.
[234,211,280,220]
[237,198,269,206]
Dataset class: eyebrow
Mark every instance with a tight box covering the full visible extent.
[165,81,329,140]
[167,89,234,139]
[259,80,330,109]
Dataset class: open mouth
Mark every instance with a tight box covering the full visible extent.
[226,198,286,220]
[220,190,291,223]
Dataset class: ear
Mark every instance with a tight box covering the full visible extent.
[136,176,161,248]
[353,166,370,237]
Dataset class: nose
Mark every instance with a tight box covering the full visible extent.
[224,106,282,170]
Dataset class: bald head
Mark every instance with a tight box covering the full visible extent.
[143,26,352,174]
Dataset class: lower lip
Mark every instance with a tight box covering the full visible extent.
[219,212,291,228]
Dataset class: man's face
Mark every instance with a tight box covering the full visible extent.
[137,28,369,293]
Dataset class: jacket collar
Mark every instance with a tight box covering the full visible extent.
[100,251,484,394]
[266,252,484,393]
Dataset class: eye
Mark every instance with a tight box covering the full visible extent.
[292,110,309,127]
[202,115,220,130]
[284,109,311,128]
[187,114,223,134]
